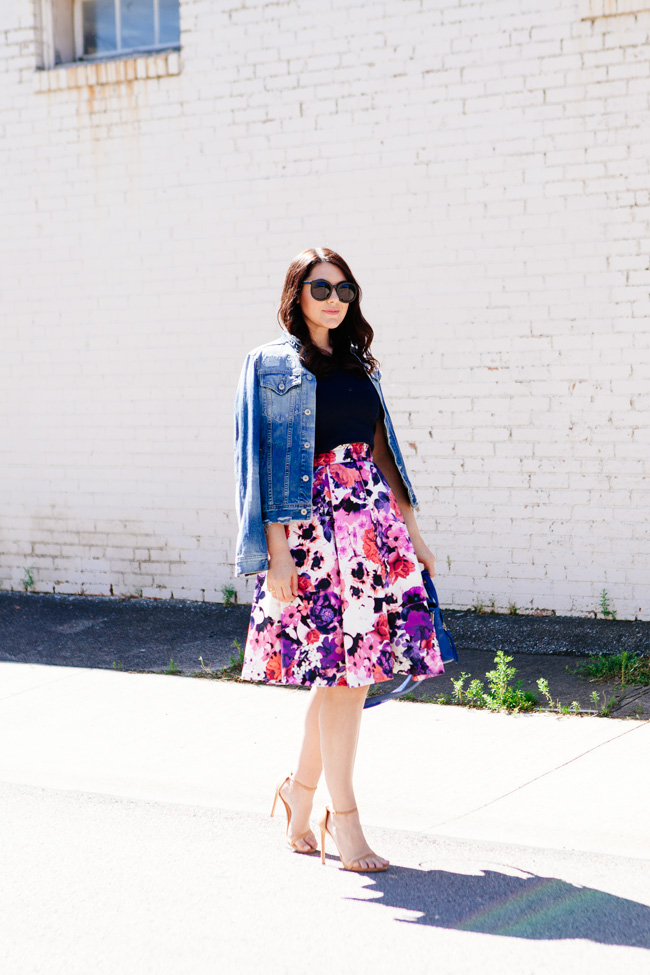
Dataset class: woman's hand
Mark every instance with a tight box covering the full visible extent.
[411,535,436,578]
[264,523,299,602]
[266,551,299,603]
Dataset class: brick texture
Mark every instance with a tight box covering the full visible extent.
[1,0,648,618]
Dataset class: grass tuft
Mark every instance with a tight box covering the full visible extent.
[568,651,650,686]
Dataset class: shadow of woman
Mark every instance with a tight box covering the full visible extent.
[345,863,650,946]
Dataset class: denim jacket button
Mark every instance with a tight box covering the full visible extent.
[300,508,308,515]
[304,408,311,415]
[302,475,309,481]
[278,382,285,390]
[304,442,310,448]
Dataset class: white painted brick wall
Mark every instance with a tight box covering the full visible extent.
[0,0,648,618]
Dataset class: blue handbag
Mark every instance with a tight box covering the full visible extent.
[421,568,459,665]
[364,569,458,708]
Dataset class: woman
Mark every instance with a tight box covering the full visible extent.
[233,247,444,873]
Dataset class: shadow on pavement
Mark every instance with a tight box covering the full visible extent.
[347,864,650,946]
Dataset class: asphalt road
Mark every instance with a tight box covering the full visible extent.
[2,780,648,975]
[2,591,648,673]
[2,589,648,713]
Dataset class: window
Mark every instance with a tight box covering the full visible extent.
[36,0,180,69]
[76,0,180,60]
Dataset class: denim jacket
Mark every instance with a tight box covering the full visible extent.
[233,331,419,578]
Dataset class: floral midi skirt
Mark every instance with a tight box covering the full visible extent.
[241,442,445,688]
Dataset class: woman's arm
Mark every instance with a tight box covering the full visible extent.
[372,417,436,577]
[233,352,269,577]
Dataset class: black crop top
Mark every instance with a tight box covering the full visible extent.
[314,365,382,453]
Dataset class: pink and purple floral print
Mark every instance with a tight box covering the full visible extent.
[241,442,444,688]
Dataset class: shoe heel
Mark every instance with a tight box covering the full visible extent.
[270,777,285,818]
[271,774,319,855]
[318,809,329,866]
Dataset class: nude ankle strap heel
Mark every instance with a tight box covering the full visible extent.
[270,774,317,817]
[271,773,318,855]
[318,806,388,873]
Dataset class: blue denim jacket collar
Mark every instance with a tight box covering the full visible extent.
[234,331,418,577]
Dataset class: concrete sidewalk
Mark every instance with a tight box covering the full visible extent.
[1,660,649,861]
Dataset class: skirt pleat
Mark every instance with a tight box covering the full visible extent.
[241,442,444,688]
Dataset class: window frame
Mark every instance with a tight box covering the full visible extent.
[72,0,180,62]
[580,0,650,17]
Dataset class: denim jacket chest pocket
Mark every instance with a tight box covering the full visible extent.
[258,369,302,419]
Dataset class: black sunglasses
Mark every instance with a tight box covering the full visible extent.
[302,279,358,303]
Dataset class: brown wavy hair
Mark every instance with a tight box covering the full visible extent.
[277,247,380,378]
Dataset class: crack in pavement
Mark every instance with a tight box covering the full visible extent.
[426,720,649,832]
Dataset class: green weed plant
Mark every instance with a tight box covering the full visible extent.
[569,651,650,686]
[221,584,237,606]
[599,589,617,620]
[450,651,537,713]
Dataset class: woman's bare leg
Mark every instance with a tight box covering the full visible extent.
[318,685,389,870]
[280,685,324,852]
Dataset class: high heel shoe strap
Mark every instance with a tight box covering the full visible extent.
[290,775,317,792]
